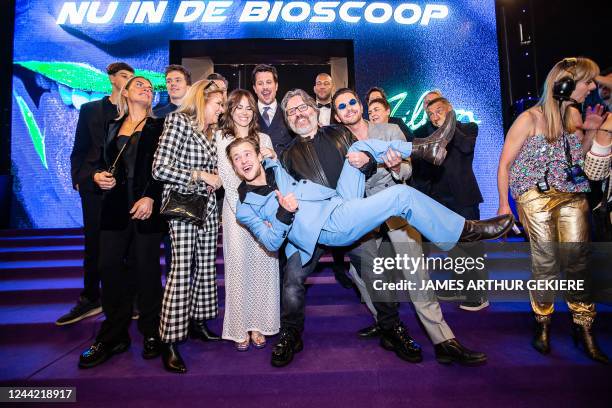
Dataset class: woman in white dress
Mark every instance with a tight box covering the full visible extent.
[216,89,280,350]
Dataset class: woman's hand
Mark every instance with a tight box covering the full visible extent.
[130,197,154,220]
[581,104,608,131]
[497,204,513,217]
[199,171,223,190]
[261,147,277,160]
[94,171,116,190]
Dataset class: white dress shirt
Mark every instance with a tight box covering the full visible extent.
[258,100,278,123]
[316,100,332,126]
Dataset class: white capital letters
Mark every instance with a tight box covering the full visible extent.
[339,1,365,23]
[239,1,270,22]
[394,3,421,25]
[202,1,233,23]
[134,1,167,23]
[364,2,392,24]
[86,1,118,24]
[281,2,310,23]
[174,1,205,23]
[311,2,339,23]
[56,2,90,25]
[421,4,448,25]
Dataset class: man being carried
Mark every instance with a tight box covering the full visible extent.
[227,127,513,367]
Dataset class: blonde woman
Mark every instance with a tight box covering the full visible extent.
[216,89,279,351]
[79,76,166,369]
[497,57,608,363]
[153,80,225,373]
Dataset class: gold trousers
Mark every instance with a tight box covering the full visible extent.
[516,188,595,326]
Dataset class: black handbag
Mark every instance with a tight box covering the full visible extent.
[160,188,208,225]
[592,176,612,242]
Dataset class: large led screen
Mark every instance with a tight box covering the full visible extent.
[12,0,503,227]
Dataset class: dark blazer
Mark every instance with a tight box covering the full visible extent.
[426,122,483,207]
[70,97,117,193]
[97,116,166,233]
[257,105,294,157]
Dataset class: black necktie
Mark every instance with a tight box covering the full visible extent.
[317,103,331,109]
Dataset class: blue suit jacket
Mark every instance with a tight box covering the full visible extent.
[236,139,412,264]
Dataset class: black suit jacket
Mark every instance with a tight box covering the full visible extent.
[70,97,117,193]
[425,122,483,207]
[257,105,294,157]
[97,116,166,233]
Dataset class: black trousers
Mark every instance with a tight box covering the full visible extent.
[281,238,399,331]
[79,191,102,302]
[96,221,163,344]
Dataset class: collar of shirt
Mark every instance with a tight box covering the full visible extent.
[258,100,278,118]
[238,166,278,202]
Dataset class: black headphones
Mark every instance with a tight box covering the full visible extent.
[552,58,578,102]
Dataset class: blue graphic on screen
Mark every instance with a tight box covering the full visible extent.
[12,0,503,227]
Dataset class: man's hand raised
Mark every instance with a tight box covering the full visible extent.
[275,190,299,213]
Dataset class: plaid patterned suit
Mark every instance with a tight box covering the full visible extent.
[152,112,219,343]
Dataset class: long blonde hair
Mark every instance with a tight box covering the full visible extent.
[176,79,224,140]
[116,76,154,120]
[536,57,599,142]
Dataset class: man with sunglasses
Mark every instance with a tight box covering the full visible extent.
[331,88,488,365]
[274,89,495,367]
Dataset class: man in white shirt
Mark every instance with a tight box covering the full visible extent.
[314,73,334,126]
[252,64,293,157]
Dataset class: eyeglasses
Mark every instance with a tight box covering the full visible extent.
[337,98,358,110]
[286,103,309,116]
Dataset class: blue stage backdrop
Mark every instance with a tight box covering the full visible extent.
[11,0,502,228]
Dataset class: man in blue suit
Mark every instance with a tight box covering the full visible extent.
[227,136,513,365]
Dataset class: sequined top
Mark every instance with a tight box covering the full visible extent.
[509,133,590,199]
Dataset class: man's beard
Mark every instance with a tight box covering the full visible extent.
[290,112,318,135]
[341,111,361,126]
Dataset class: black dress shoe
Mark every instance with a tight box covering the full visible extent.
[532,319,551,354]
[189,320,221,341]
[411,111,456,165]
[380,322,422,363]
[161,343,187,373]
[271,328,303,368]
[572,323,609,364]
[459,215,514,242]
[357,323,382,339]
[142,337,162,360]
[78,340,130,369]
[434,338,487,366]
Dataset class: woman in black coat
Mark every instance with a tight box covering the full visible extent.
[78,76,166,369]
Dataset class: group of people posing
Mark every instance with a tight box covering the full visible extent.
[65,57,611,374]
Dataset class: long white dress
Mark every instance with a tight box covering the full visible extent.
[215,131,280,342]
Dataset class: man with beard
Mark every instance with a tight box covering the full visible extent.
[252,64,293,157]
[274,89,500,367]
[332,88,488,363]
[63,62,134,326]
